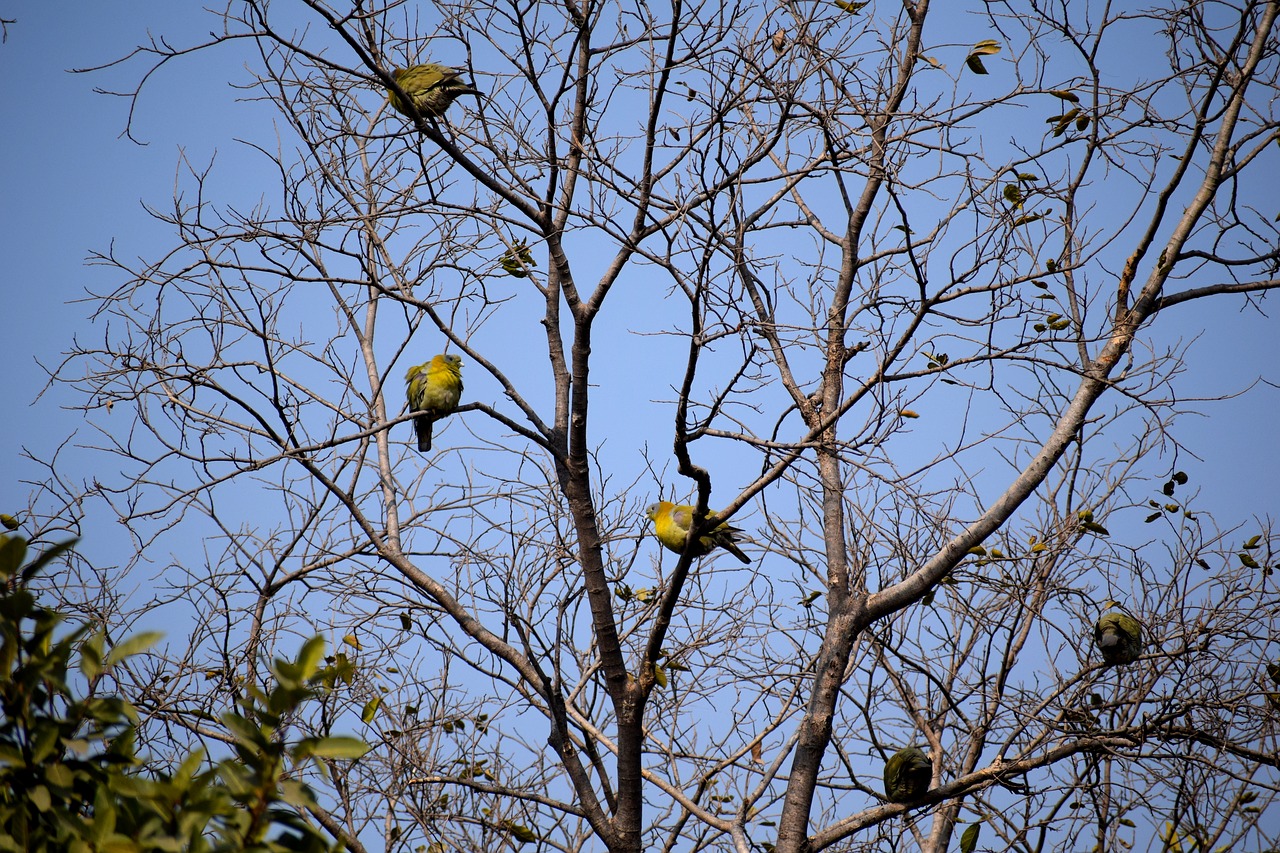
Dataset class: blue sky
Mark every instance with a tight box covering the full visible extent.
[3,3,1279,850]
[5,4,1277,547]
[2,4,235,499]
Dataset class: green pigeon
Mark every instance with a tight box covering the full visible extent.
[883,746,931,803]
[386,63,482,118]
[1094,611,1143,666]
[1265,662,1280,711]
[404,354,463,452]
[644,501,750,564]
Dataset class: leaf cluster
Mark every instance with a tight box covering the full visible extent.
[0,534,362,853]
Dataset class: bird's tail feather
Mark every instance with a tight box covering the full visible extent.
[415,415,433,452]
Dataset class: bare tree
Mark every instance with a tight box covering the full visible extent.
[28,0,1280,850]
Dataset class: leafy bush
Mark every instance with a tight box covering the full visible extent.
[0,533,365,853]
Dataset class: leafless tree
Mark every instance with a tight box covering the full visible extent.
[28,0,1280,851]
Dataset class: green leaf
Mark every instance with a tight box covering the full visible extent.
[81,630,106,680]
[294,635,326,681]
[19,538,78,582]
[29,785,51,813]
[960,822,982,853]
[499,239,537,278]
[0,535,28,580]
[45,762,74,788]
[361,695,382,724]
[221,712,266,751]
[278,778,319,809]
[1243,534,1262,549]
[307,736,370,760]
[105,631,164,668]
[30,724,60,764]
[966,55,989,74]
[503,821,538,844]
[1049,89,1080,102]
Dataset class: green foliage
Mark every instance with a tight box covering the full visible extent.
[964,39,1001,74]
[498,239,537,278]
[0,534,364,852]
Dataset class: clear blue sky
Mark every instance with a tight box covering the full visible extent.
[2,4,233,498]
[2,3,1278,555]
[1,4,309,540]
[3,5,1279,850]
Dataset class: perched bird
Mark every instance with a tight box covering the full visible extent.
[1094,610,1143,666]
[404,354,463,452]
[1264,662,1280,711]
[386,63,482,119]
[883,746,932,803]
[644,501,750,564]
